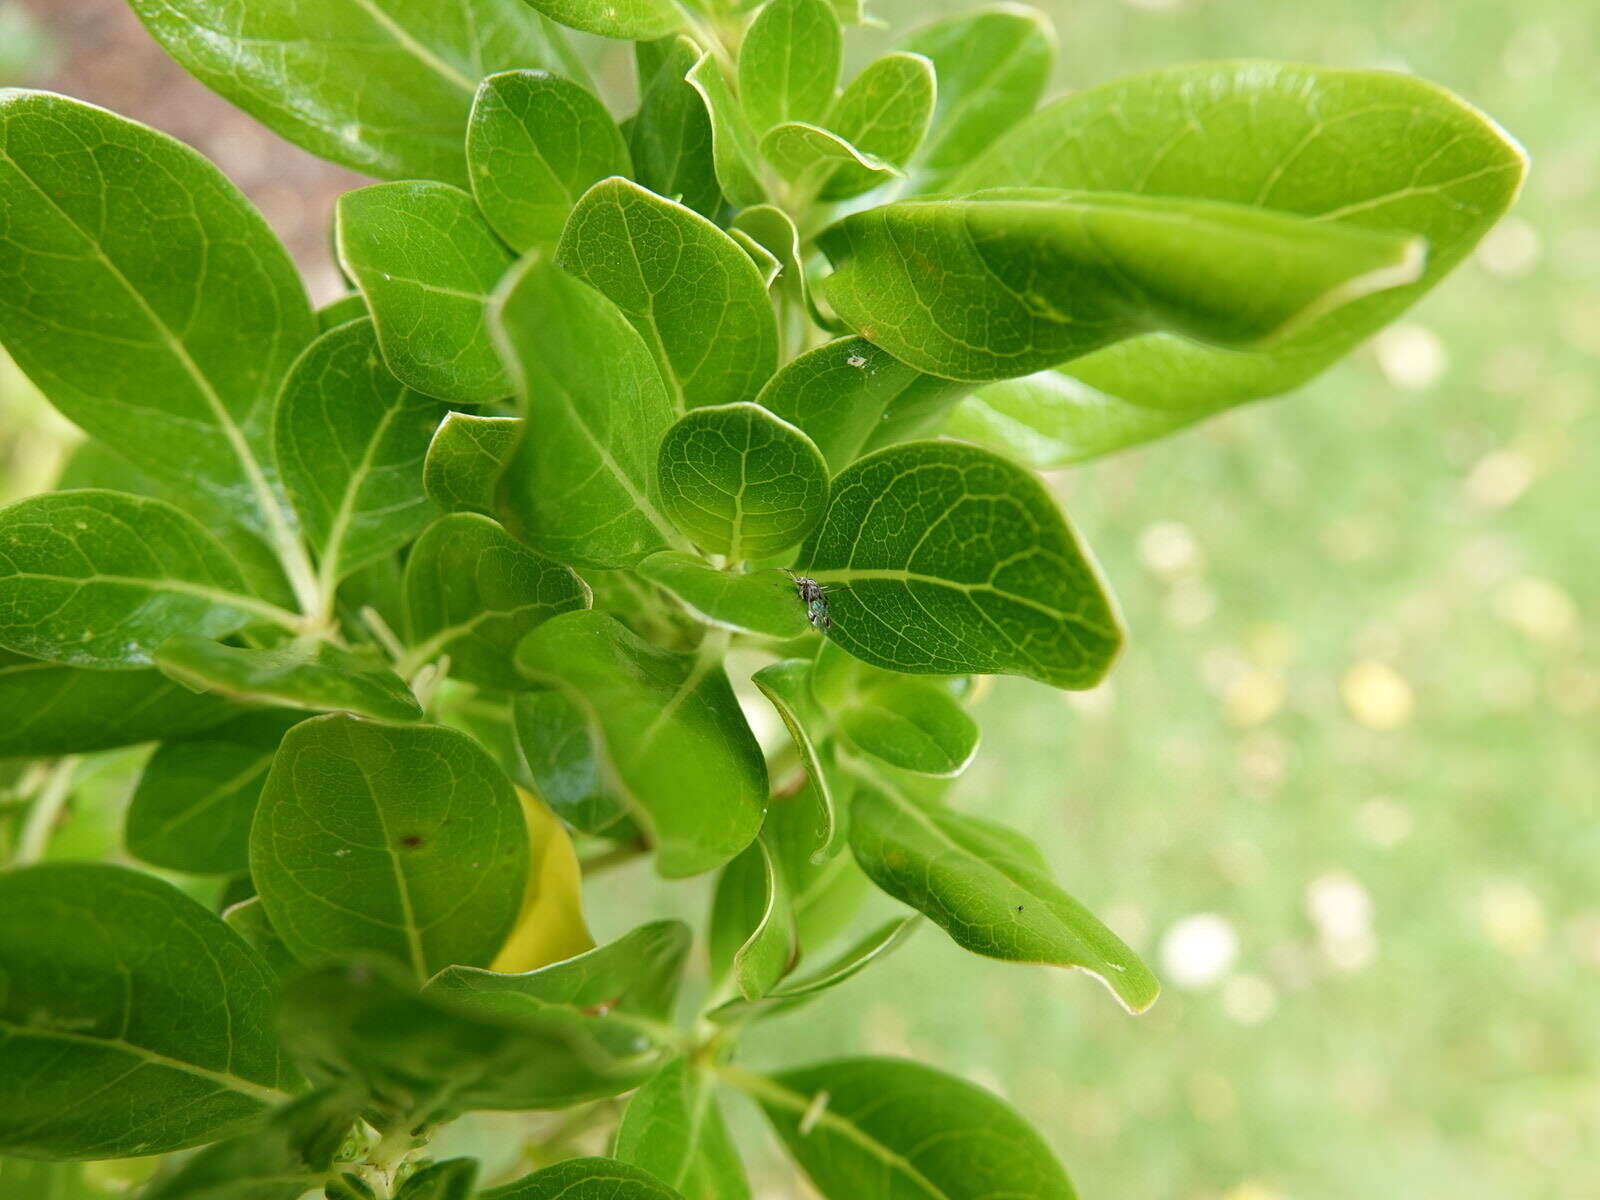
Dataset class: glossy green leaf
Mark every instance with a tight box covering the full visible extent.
[337,182,514,404]
[489,255,682,569]
[685,53,766,208]
[141,1088,357,1200]
[57,437,295,610]
[251,714,527,981]
[635,554,809,638]
[750,660,840,860]
[729,228,783,286]
[0,490,281,670]
[751,1057,1076,1199]
[485,1159,684,1200]
[223,897,301,980]
[727,205,819,327]
[798,441,1122,689]
[708,914,918,1025]
[126,0,578,183]
[275,318,448,584]
[952,62,1528,449]
[427,920,690,1025]
[403,513,589,690]
[0,652,235,757]
[154,636,422,722]
[279,958,662,1117]
[709,836,798,1002]
[468,71,631,251]
[126,711,304,875]
[423,413,520,515]
[394,1159,478,1200]
[0,863,294,1159]
[614,1058,750,1200]
[516,611,766,877]
[0,91,314,542]
[758,122,893,192]
[838,678,979,776]
[655,403,827,559]
[943,369,1190,467]
[557,179,778,410]
[819,52,935,200]
[755,337,968,470]
[629,38,722,221]
[512,690,641,840]
[901,4,1055,177]
[819,187,1425,382]
[849,763,1158,1012]
[738,0,841,135]
[523,0,680,39]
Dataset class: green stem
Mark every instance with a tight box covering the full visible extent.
[15,756,79,864]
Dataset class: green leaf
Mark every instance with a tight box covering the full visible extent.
[0,91,314,541]
[727,205,821,325]
[58,438,295,610]
[901,4,1055,177]
[819,187,1426,382]
[275,318,448,585]
[729,228,783,287]
[614,1058,750,1200]
[489,255,682,569]
[0,863,294,1159]
[0,1159,100,1198]
[952,62,1528,447]
[516,611,766,877]
[318,293,370,330]
[485,1158,684,1200]
[126,0,578,184]
[838,679,979,776]
[223,897,301,980]
[468,71,631,252]
[707,914,918,1025]
[403,513,589,691]
[154,636,423,722]
[819,52,935,200]
[750,660,840,860]
[758,122,893,193]
[126,711,305,875]
[755,337,968,470]
[0,490,285,669]
[738,0,841,135]
[750,1057,1076,1199]
[337,182,515,404]
[848,763,1158,1012]
[394,1159,478,1200]
[768,785,872,950]
[798,440,1122,689]
[684,52,766,208]
[655,403,827,559]
[709,836,797,1002]
[279,958,662,1117]
[522,0,681,39]
[423,413,520,515]
[251,714,527,981]
[141,1088,357,1200]
[557,179,778,410]
[426,920,690,1025]
[512,690,641,840]
[629,38,722,221]
[635,554,809,639]
[943,369,1189,467]
[0,652,235,757]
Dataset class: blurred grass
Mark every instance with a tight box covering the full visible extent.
[1,0,1595,1196]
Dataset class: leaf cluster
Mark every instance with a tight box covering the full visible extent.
[0,0,1523,1195]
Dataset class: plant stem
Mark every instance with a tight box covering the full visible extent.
[578,840,651,875]
[15,756,79,864]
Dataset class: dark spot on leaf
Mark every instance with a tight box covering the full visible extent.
[399,834,425,849]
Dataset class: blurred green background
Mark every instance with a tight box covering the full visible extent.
[2,0,1594,1197]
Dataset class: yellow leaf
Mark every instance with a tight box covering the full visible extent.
[490,787,595,973]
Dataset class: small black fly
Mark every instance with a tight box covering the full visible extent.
[790,574,834,630]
